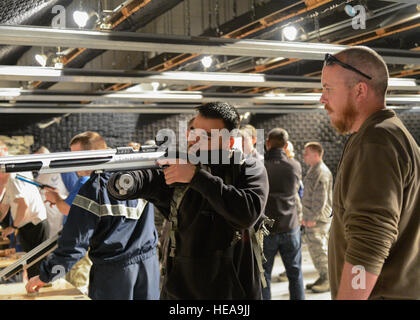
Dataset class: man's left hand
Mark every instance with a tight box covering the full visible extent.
[302,219,317,228]
[1,226,15,239]
[157,159,197,185]
[25,276,47,294]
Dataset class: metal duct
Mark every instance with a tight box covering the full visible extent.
[0,0,73,65]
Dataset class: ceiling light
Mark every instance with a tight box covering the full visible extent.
[283,26,298,41]
[151,82,160,91]
[0,88,21,98]
[201,56,213,69]
[344,5,356,17]
[73,11,89,28]
[388,78,417,87]
[54,62,63,69]
[35,54,47,67]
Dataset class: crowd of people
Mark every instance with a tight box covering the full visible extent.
[0,46,418,300]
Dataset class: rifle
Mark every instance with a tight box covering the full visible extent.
[0,232,60,282]
[0,145,166,175]
[0,145,242,194]
[0,145,175,195]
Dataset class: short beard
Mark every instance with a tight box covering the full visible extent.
[331,101,357,135]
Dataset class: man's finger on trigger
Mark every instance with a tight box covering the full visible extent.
[158,158,179,166]
[166,178,175,185]
[162,167,173,176]
[164,172,176,180]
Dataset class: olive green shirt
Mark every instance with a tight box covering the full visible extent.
[329,109,420,300]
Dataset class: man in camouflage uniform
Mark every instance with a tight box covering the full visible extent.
[302,142,333,293]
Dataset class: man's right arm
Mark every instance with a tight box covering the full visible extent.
[38,201,98,284]
[107,169,172,218]
[44,189,70,215]
[0,203,9,223]
[309,173,329,221]
[56,198,71,215]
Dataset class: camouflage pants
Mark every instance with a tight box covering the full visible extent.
[304,222,330,277]
[65,254,92,295]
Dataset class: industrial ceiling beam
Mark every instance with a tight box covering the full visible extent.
[0,66,321,88]
[0,102,325,114]
[0,103,416,114]
[144,0,336,73]
[0,90,322,104]
[1,90,420,105]
[1,66,419,91]
[0,26,420,64]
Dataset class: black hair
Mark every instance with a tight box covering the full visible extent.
[195,102,240,131]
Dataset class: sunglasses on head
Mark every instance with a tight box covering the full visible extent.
[324,53,372,80]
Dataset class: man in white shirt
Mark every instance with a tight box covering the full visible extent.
[0,142,49,279]
[34,146,69,238]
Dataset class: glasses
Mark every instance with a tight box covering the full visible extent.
[324,53,372,80]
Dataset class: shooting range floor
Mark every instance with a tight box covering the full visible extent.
[270,242,331,300]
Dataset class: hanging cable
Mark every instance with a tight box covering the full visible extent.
[208,0,213,30]
[186,0,191,36]
[215,0,220,35]
[201,0,205,32]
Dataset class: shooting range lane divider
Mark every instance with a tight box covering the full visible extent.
[0,233,60,281]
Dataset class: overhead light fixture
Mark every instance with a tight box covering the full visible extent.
[53,61,63,69]
[388,78,417,87]
[53,48,64,69]
[0,88,21,98]
[151,82,160,91]
[73,10,89,28]
[256,57,285,65]
[344,5,356,17]
[35,54,47,67]
[201,56,213,69]
[283,26,298,41]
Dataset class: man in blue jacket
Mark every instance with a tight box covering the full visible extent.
[25,132,160,300]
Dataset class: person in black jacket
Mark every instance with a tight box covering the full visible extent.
[262,128,305,300]
[107,102,269,300]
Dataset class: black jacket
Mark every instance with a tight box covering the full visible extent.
[107,151,269,300]
[264,148,302,233]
